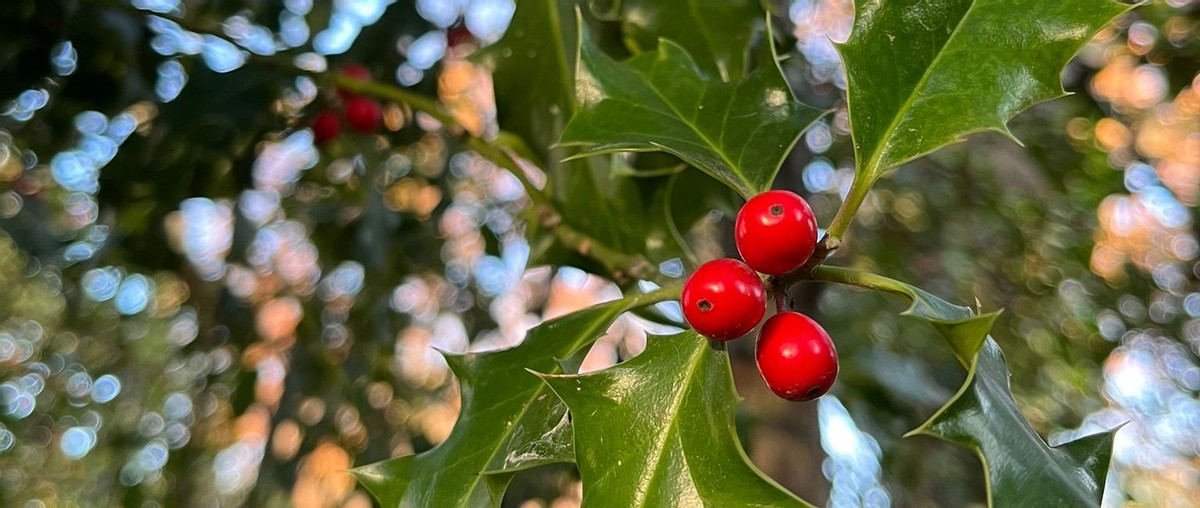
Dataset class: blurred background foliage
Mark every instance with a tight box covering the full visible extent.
[0,0,1198,506]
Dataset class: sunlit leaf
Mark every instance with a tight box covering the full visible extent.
[539,332,813,507]
[838,0,1131,183]
[353,293,666,507]
[814,266,1116,507]
[560,22,824,198]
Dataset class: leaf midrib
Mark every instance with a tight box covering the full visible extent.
[627,340,707,507]
[631,60,746,191]
[448,304,625,507]
[856,1,976,181]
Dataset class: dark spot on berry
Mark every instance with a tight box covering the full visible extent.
[805,387,821,398]
[769,204,784,216]
[697,299,713,312]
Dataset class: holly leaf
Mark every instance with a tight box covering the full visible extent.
[545,156,732,269]
[539,332,813,507]
[488,2,735,280]
[838,0,1131,182]
[612,0,763,81]
[559,22,825,198]
[352,292,665,507]
[814,266,1115,507]
[483,0,578,168]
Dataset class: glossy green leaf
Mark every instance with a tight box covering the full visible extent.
[813,266,1115,507]
[484,0,578,168]
[542,156,733,271]
[838,0,1131,182]
[613,0,762,81]
[539,332,813,507]
[488,2,733,279]
[560,23,825,198]
[352,292,667,507]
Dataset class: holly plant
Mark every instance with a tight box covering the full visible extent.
[334,0,1134,505]
[317,0,1144,505]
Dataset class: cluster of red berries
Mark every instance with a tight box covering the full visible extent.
[311,64,383,145]
[681,190,837,401]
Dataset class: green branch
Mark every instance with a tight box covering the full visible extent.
[625,282,682,308]
[824,176,873,245]
[809,265,908,297]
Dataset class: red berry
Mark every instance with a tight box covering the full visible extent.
[735,190,818,275]
[344,97,382,133]
[681,259,766,341]
[755,312,837,401]
[337,63,371,100]
[340,63,370,81]
[311,110,340,145]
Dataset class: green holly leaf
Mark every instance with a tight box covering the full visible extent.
[539,332,813,507]
[838,0,1131,183]
[813,266,1115,507]
[483,0,578,168]
[543,155,733,269]
[488,3,736,280]
[559,22,825,198]
[612,0,763,81]
[352,290,670,507]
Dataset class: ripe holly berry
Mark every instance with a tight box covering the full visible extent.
[338,63,371,100]
[755,311,838,401]
[311,110,340,145]
[735,190,818,275]
[682,259,766,341]
[344,96,382,133]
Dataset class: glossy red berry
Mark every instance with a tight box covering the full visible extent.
[344,97,382,133]
[311,110,340,145]
[756,311,837,401]
[735,190,818,275]
[681,259,766,341]
[338,63,371,100]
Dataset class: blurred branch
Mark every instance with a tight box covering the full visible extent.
[332,76,663,284]
[100,0,666,286]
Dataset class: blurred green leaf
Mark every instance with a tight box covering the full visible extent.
[483,0,578,168]
[613,0,762,81]
[554,156,731,269]
[814,266,1115,507]
[560,23,823,198]
[352,292,665,507]
[837,0,1130,183]
[539,331,813,507]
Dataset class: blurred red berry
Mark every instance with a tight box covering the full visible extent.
[337,63,371,100]
[447,25,475,49]
[344,97,382,133]
[311,110,340,145]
